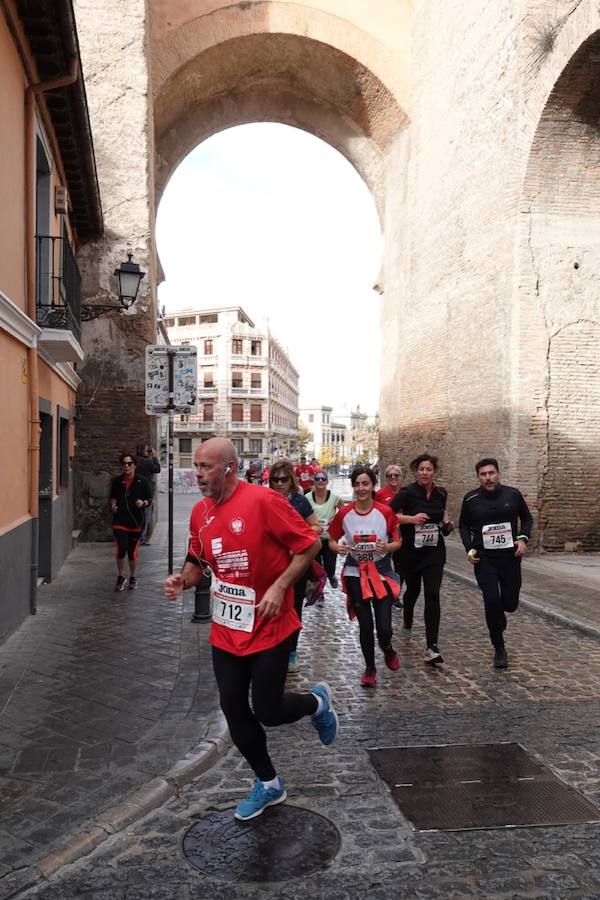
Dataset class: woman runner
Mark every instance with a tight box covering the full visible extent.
[269,459,322,671]
[390,453,454,664]
[328,466,402,687]
[110,451,152,591]
[306,469,343,597]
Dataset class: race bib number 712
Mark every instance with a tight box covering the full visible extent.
[211,580,256,632]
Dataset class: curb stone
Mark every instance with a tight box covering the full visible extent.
[0,710,230,898]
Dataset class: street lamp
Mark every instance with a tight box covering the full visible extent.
[81,251,146,320]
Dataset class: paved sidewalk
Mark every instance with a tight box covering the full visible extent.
[445,538,600,637]
[0,494,221,883]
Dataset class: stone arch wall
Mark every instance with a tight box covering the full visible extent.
[517,26,600,549]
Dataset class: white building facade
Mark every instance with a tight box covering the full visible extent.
[300,405,348,466]
[165,307,299,470]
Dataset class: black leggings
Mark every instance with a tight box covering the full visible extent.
[316,539,337,583]
[290,573,308,652]
[403,563,444,648]
[345,576,394,671]
[113,529,141,560]
[212,636,318,781]
[474,556,521,648]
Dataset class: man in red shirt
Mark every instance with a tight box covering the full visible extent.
[295,455,315,494]
[164,438,338,821]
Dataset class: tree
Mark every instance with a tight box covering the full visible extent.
[297,420,312,455]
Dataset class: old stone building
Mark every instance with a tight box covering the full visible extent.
[72,0,600,551]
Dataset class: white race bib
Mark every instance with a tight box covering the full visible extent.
[353,533,377,562]
[414,523,439,548]
[211,579,256,632]
[482,522,514,550]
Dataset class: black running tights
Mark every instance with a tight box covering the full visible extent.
[212,636,318,781]
[402,563,444,648]
[345,575,394,671]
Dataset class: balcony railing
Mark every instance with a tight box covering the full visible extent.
[35,235,81,343]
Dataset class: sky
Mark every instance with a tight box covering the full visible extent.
[155,123,382,416]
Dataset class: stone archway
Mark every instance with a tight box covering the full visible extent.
[517,29,600,550]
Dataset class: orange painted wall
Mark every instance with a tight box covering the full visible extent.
[0,335,30,533]
[0,16,26,311]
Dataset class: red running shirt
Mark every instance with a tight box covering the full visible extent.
[374,485,397,505]
[188,481,318,655]
[295,464,315,489]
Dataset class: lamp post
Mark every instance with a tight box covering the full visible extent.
[81,252,146,320]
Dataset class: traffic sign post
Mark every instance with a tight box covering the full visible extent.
[145,345,198,574]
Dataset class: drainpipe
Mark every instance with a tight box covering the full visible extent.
[25,58,79,614]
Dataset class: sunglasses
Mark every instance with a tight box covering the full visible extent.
[387,473,400,478]
[271,476,291,483]
[122,461,134,466]
[314,475,328,482]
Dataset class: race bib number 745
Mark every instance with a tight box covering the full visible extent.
[482,522,514,550]
[211,579,256,632]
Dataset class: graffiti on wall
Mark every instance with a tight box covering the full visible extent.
[158,469,199,494]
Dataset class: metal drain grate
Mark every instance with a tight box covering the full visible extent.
[369,742,600,832]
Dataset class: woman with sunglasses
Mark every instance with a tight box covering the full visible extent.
[390,453,454,665]
[307,470,343,595]
[328,466,402,687]
[269,460,322,670]
[375,465,404,505]
[110,452,152,592]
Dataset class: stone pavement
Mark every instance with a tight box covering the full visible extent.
[0,494,222,888]
[14,556,600,899]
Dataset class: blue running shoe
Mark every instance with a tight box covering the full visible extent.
[311,682,338,746]
[234,777,287,821]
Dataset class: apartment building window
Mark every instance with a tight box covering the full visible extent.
[250,404,262,423]
[203,403,213,422]
[179,437,192,467]
[251,372,261,389]
[204,372,214,387]
[251,339,262,356]
[204,339,213,355]
[179,414,188,423]
[57,410,69,489]
[250,439,262,454]
[178,316,196,326]
[232,438,244,453]
[164,317,175,327]
[232,337,243,355]
[232,403,243,422]
[198,313,218,323]
[308,414,314,423]
[232,371,243,388]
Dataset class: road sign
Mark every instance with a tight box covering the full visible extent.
[145,345,197,415]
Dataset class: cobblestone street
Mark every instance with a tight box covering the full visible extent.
[19,568,600,899]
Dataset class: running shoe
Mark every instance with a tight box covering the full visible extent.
[128,577,138,590]
[114,575,127,592]
[424,646,443,665]
[234,777,287,821]
[314,594,325,607]
[288,651,299,672]
[493,645,508,669]
[360,668,377,687]
[392,598,403,610]
[310,682,338,745]
[330,576,339,589]
[383,646,400,671]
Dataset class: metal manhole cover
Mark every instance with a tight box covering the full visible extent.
[369,742,600,832]
[182,805,341,882]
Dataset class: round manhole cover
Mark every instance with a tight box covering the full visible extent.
[182,805,341,883]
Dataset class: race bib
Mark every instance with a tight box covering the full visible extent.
[482,522,514,550]
[353,533,377,562]
[211,579,256,632]
[414,523,439,548]
[300,472,310,482]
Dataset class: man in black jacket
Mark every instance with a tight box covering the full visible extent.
[459,458,533,669]
[135,443,161,545]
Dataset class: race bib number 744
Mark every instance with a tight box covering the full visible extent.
[211,579,256,632]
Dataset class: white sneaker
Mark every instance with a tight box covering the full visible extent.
[424,646,443,665]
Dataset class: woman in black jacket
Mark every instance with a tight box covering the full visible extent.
[391,454,454,665]
[110,451,152,592]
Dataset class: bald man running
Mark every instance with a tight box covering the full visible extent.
[164,438,338,821]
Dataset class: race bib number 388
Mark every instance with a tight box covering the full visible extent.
[211,579,256,632]
[482,522,514,550]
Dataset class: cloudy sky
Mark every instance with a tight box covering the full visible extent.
[156,123,382,416]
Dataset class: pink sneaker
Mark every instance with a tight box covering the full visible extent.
[360,668,377,687]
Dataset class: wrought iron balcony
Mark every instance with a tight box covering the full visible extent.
[36,234,81,344]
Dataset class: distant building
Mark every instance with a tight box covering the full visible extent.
[299,405,347,466]
[164,307,299,469]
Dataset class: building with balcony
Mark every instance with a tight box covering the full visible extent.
[299,405,348,467]
[0,0,103,640]
[164,307,299,469]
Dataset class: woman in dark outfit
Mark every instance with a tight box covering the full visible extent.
[390,454,454,664]
[269,459,322,671]
[110,451,152,592]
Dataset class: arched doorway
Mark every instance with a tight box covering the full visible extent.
[518,30,600,550]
